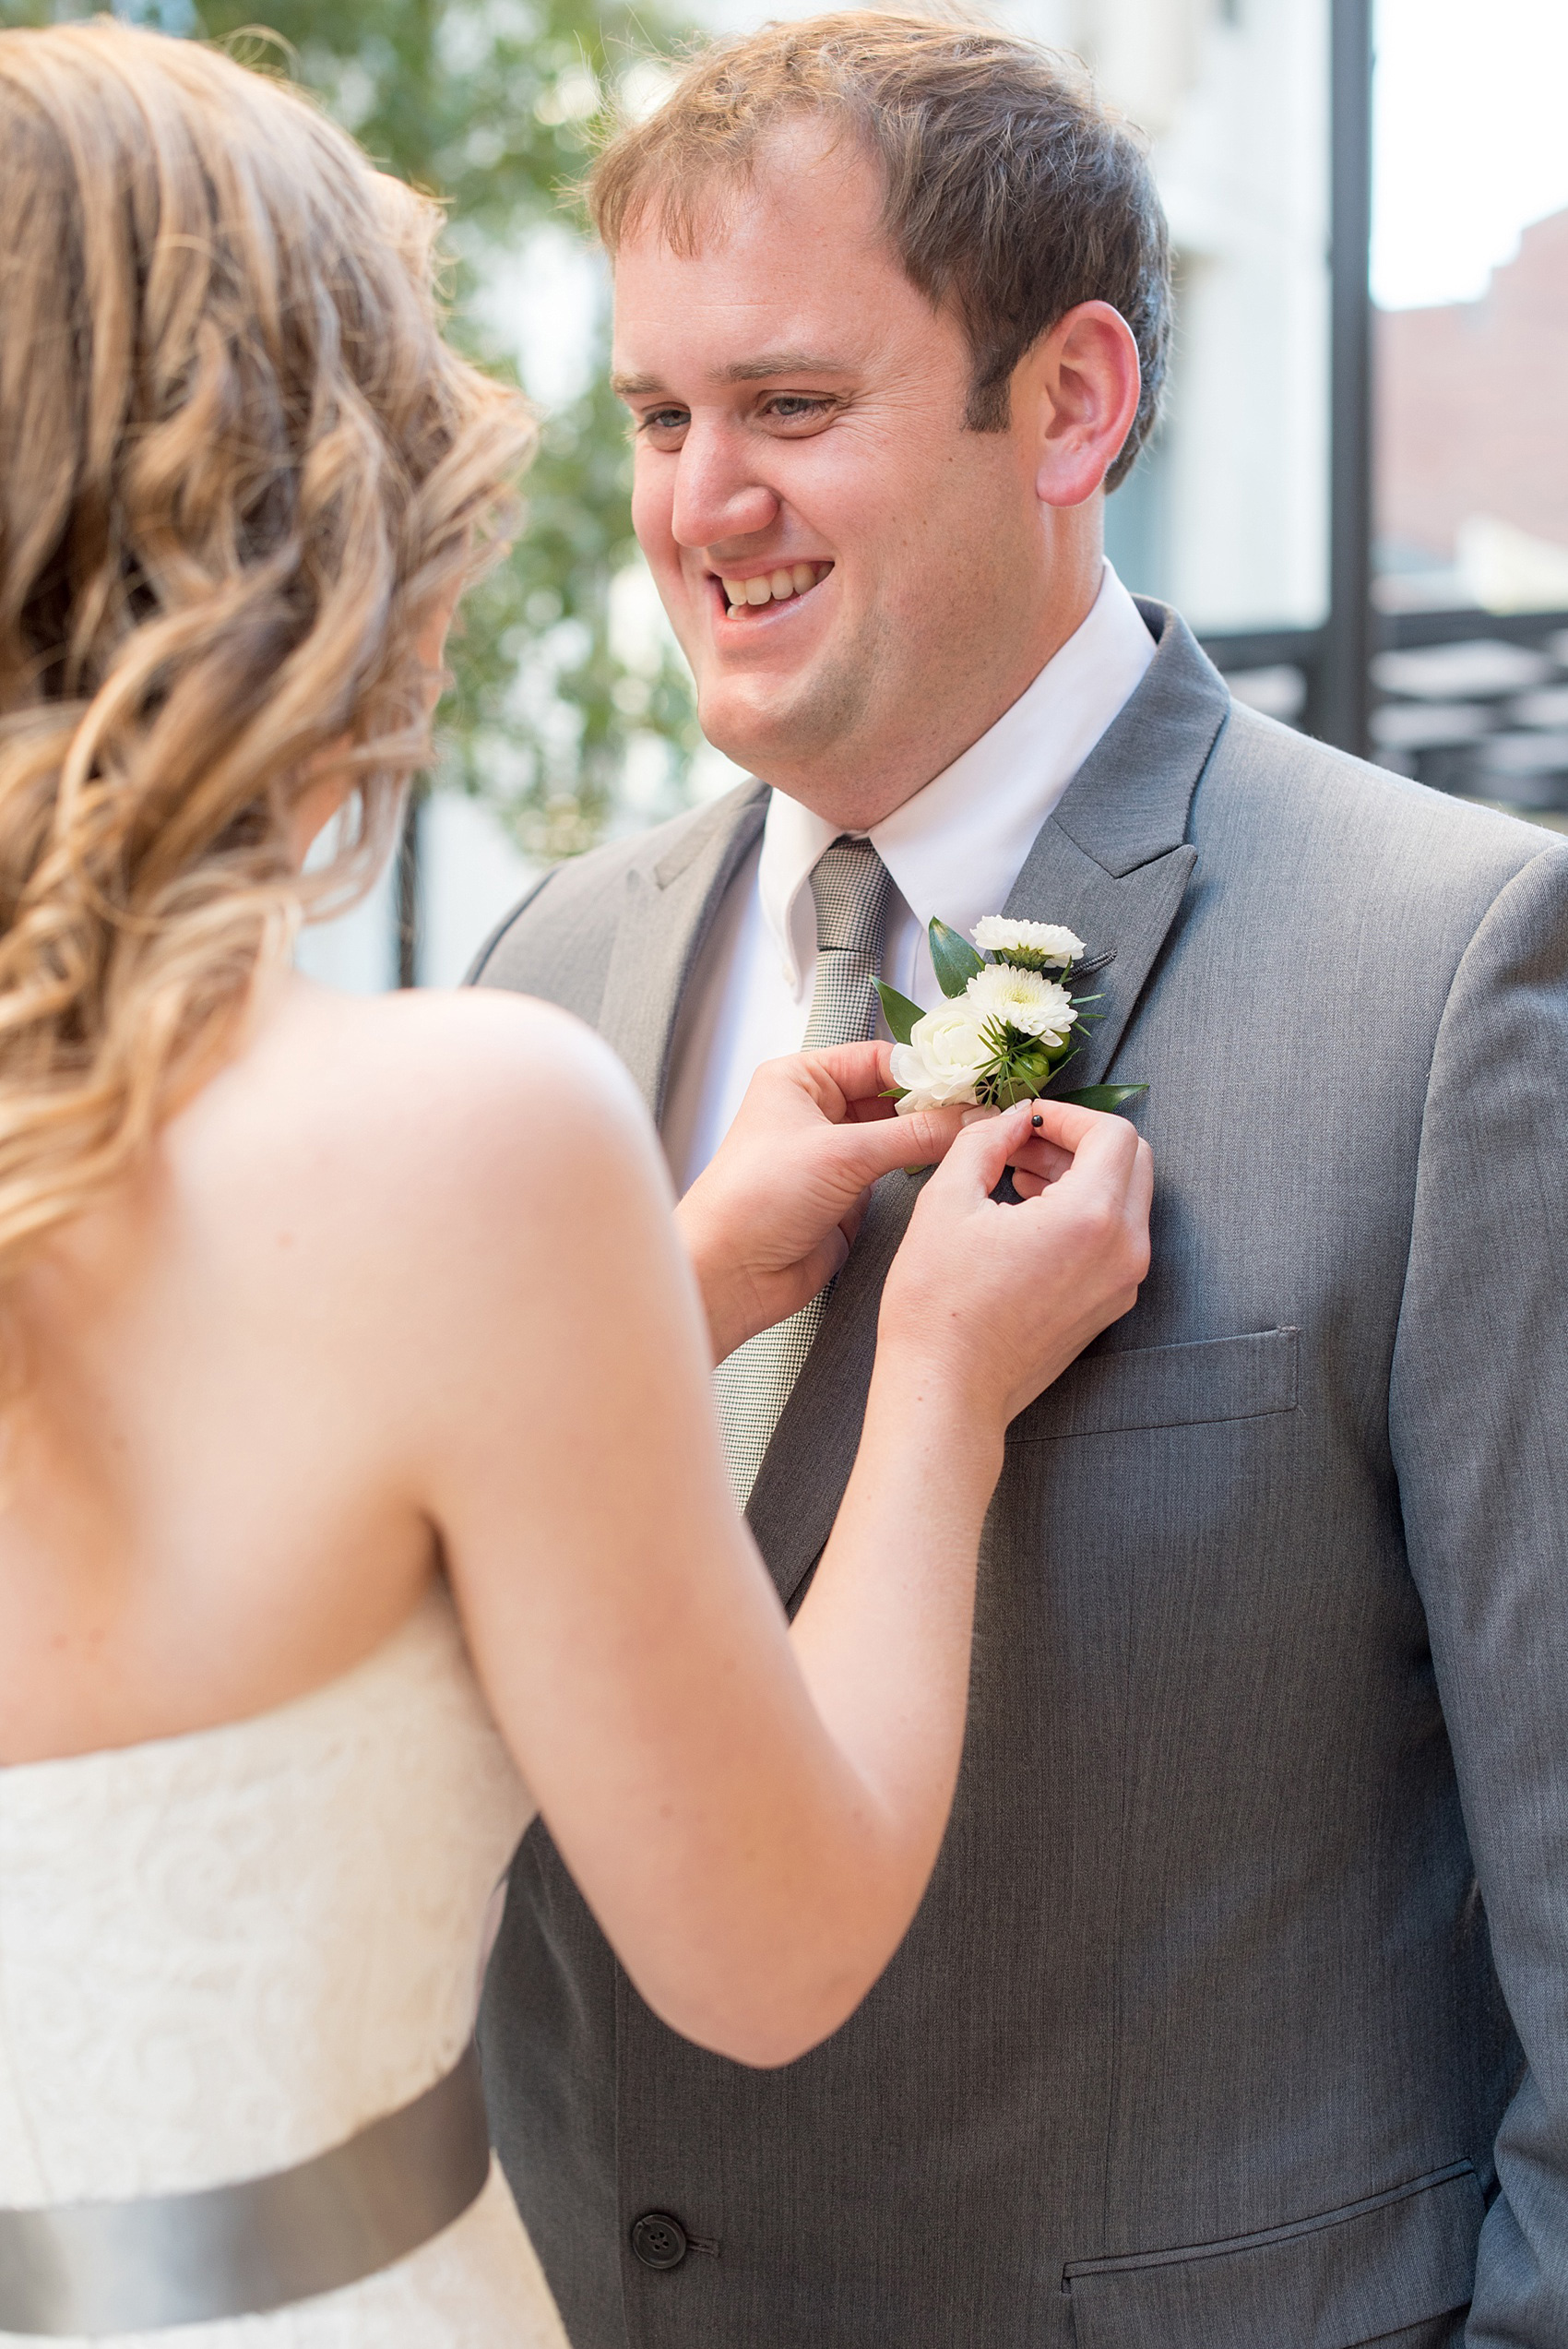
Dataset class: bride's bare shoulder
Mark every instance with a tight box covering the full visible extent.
[178,975,658,1238]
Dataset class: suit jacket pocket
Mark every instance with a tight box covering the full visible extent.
[1010,1327,1300,1446]
[1063,2160,1481,2349]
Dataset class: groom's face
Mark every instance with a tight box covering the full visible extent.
[612,123,1071,824]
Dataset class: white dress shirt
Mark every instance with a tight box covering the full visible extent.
[662,563,1156,1192]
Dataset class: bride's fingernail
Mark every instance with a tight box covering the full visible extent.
[960,1106,998,1126]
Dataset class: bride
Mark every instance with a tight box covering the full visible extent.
[0,20,1151,2346]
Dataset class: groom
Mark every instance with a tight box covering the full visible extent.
[473,16,1568,2347]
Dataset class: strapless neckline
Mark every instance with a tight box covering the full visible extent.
[0,1584,460,1783]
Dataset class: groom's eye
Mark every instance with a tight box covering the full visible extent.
[761,394,837,430]
[636,407,690,446]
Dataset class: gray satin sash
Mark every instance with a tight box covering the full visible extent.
[0,2041,490,2336]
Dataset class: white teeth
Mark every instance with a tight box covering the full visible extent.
[719,563,832,615]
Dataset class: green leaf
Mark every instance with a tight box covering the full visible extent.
[1054,1084,1149,1112]
[929,916,985,998]
[873,981,927,1045]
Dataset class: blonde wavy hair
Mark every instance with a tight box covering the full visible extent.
[0,18,533,1284]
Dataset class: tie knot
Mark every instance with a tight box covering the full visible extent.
[811,835,890,959]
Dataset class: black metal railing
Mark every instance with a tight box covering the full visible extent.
[1200,606,1568,824]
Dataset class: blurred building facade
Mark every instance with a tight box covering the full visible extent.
[1361,201,1568,815]
[1377,208,1568,611]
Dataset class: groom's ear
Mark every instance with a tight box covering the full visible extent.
[1020,300,1144,510]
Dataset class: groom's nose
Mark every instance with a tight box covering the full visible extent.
[670,420,780,552]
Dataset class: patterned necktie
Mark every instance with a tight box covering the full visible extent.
[713,835,893,1506]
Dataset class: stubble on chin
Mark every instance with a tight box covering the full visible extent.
[698,610,889,802]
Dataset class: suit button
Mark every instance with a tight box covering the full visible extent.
[631,2212,688,2271]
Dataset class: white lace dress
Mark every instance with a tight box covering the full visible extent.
[0,1589,570,2346]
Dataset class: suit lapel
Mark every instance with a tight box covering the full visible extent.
[1004,830,1196,1095]
[1011,604,1229,1093]
[747,604,1231,1605]
[596,783,768,1118]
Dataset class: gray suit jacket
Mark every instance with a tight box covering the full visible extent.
[472,604,1568,2349]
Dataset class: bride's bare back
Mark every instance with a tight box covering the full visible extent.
[0,977,589,1761]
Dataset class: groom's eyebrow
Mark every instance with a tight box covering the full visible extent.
[611,352,851,397]
[719,352,850,380]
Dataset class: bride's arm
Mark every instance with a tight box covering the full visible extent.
[408,996,1147,2068]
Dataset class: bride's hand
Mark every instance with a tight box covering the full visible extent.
[676,1043,1075,1364]
[878,1098,1152,1431]
[677,1042,953,1363]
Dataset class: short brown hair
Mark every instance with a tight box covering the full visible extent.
[588,11,1170,490]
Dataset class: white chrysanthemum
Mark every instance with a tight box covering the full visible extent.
[971,916,1085,967]
[965,961,1075,1047]
[890,1002,991,1115]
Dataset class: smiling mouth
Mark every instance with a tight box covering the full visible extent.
[713,562,834,620]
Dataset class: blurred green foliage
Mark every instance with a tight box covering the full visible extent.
[0,0,702,855]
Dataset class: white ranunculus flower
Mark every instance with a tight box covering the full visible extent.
[971,916,1085,966]
[965,961,1075,1047]
[890,1001,992,1114]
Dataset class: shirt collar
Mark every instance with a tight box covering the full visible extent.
[756,563,1156,993]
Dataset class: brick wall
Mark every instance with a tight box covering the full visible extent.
[1376,208,1568,563]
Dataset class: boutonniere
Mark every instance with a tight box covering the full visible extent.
[876,917,1147,1116]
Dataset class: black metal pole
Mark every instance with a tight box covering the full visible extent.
[396,789,421,989]
[1321,0,1375,757]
